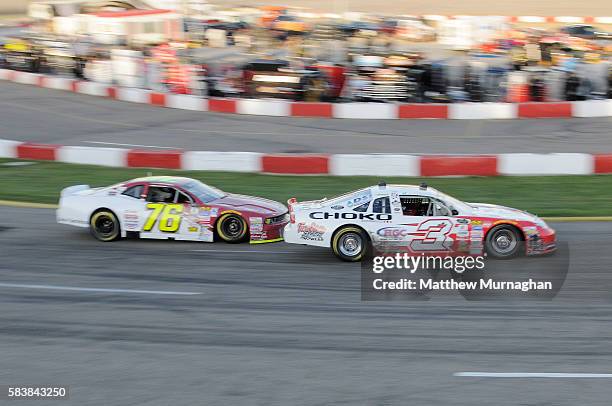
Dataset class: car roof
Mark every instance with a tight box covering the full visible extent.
[382,184,440,194]
[128,176,194,186]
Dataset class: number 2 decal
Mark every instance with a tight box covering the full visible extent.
[143,203,183,233]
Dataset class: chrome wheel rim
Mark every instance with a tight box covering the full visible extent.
[492,230,517,255]
[338,233,363,257]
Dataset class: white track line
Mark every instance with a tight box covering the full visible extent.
[454,372,612,378]
[84,141,177,149]
[0,282,201,296]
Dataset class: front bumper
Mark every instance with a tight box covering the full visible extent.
[526,227,557,255]
[249,221,287,244]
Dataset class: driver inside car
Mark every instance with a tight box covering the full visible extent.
[149,187,174,203]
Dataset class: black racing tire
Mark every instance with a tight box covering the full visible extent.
[216,213,248,243]
[89,209,121,242]
[331,226,369,262]
[485,224,522,259]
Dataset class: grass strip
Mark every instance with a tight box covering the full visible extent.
[1,158,611,217]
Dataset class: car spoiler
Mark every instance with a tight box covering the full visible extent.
[61,184,90,197]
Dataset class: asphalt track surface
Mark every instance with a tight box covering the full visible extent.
[2,81,612,154]
[2,206,612,405]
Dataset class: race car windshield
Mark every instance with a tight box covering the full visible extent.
[182,180,226,203]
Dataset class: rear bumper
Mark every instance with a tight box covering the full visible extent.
[282,222,328,247]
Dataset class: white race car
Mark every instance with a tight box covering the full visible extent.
[56,176,288,244]
[283,183,556,261]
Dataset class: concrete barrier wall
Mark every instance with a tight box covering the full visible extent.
[4,139,612,176]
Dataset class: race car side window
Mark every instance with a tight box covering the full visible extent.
[146,186,177,203]
[400,196,431,216]
[431,198,451,216]
[122,185,144,199]
[175,191,193,204]
[372,197,391,214]
[353,201,370,212]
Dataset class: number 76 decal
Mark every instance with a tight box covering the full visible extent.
[143,203,183,232]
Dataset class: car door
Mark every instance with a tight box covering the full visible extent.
[138,185,183,240]
[115,183,148,234]
[396,195,456,253]
[140,185,216,242]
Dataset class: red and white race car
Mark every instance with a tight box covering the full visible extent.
[284,183,556,261]
[57,176,288,244]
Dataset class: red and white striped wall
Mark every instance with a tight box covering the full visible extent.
[2,139,612,176]
[298,13,612,25]
[2,70,611,119]
[421,15,612,24]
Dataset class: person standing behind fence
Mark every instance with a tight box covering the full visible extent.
[525,40,542,66]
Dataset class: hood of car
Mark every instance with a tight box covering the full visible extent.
[214,193,287,216]
[468,203,538,222]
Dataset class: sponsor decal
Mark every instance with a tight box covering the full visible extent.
[250,217,264,233]
[182,206,218,229]
[376,227,411,241]
[202,207,219,216]
[390,192,400,204]
[123,210,139,230]
[471,220,483,225]
[309,212,392,221]
[297,222,326,241]
[196,207,218,224]
[124,211,138,220]
[251,231,270,241]
[344,190,372,208]
[457,218,469,224]
[188,226,198,232]
[331,205,344,210]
